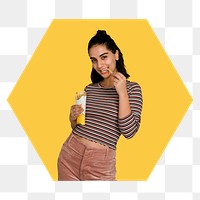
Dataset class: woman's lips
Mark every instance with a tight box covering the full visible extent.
[99,68,109,74]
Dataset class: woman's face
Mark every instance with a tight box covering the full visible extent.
[88,44,119,78]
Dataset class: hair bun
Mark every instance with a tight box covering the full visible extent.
[96,30,107,36]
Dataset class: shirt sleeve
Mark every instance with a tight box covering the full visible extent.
[84,85,87,93]
[118,82,143,139]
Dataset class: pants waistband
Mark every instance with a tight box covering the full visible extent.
[65,133,116,160]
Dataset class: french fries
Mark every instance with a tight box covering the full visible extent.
[107,68,113,74]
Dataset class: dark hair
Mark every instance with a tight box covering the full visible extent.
[88,30,130,84]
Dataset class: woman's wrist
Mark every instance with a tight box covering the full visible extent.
[118,89,128,98]
[71,120,77,129]
[69,115,77,129]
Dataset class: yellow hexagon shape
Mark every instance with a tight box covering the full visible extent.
[7,19,192,181]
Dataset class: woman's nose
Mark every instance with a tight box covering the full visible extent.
[97,60,104,69]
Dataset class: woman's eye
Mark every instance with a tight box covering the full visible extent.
[101,56,107,60]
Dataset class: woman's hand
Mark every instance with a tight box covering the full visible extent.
[70,105,83,121]
[69,105,83,129]
[113,72,131,119]
[113,72,127,96]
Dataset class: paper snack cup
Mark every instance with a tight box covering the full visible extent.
[75,91,86,125]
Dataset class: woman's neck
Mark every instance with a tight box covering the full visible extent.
[100,77,114,88]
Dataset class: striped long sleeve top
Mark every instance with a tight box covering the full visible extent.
[72,80,143,150]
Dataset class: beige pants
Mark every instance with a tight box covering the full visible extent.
[57,133,116,181]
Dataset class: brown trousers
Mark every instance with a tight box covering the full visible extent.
[57,133,116,181]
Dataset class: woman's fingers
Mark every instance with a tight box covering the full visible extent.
[70,105,84,120]
[112,72,127,95]
[113,72,126,80]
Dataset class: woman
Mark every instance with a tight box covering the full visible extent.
[58,30,143,181]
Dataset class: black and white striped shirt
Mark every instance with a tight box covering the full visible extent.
[72,80,143,150]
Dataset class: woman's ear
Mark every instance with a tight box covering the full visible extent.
[115,50,119,61]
